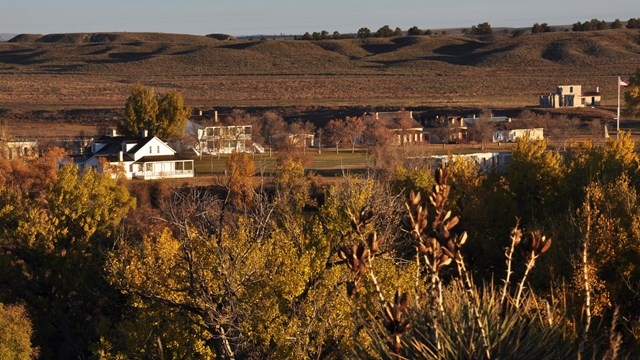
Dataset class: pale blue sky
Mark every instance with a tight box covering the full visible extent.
[1,0,637,36]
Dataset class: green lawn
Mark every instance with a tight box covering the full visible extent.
[193,150,371,176]
[192,144,517,177]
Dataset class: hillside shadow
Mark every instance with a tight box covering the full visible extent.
[0,49,47,65]
[360,41,398,55]
[542,42,573,62]
[357,37,424,56]
[369,44,517,67]
[86,46,113,56]
[433,41,486,56]
[391,36,422,47]
[170,49,198,56]
[219,42,257,50]
[87,51,154,64]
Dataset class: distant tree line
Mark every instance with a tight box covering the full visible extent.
[294,25,437,40]
[294,16,639,41]
[571,17,640,31]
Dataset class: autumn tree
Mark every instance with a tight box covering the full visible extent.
[393,114,417,147]
[467,111,496,150]
[288,120,316,153]
[324,118,347,153]
[118,83,191,140]
[624,68,640,117]
[223,109,263,150]
[260,111,287,153]
[505,137,564,225]
[345,116,365,153]
[0,303,35,359]
[226,151,256,207]
[0,151,135,357]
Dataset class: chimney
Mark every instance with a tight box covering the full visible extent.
[596,86,600,93]
[375,112,379,120]
[214,110,219,123]
[141,129,148,138]
[118,151,123,162]
[110,129,118,137]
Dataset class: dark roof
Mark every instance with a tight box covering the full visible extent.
[582,91,601,96]
[125,137,155,154]
[134,155,192,163]
[90,135,155,156]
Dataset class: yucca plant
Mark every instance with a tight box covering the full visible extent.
[363,283,578,359]
[353,165,627,359]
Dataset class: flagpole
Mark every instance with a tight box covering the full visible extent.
[617,76,621,140]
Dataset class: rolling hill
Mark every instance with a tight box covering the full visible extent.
[0,30,639,108]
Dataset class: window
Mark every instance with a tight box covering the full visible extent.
[146,163,153,172]
[185,162,193,170]
[157,146,160,153]
[149,146,152,154]
[569,86,573,93]
[175,161,184,171]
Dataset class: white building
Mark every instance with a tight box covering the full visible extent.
[66,130,194,180]
[196,125,263,155]
[492,128,544,143]
[539,85,602,108]
[431,152,513,171]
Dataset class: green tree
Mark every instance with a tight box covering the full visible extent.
[407,26,422,35]
[624,68,640,117]
[120,83,158,136]
[471,22,493,35]
[627,18,640,29]
[393,27,403,36]
[156,90,191,140]
[611,18,624,29]
[357,27,371,38]
[119,83,191,140]
[375,25,394,37]
[532,22,551,33]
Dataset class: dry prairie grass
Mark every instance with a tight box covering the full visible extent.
[0,29,638,110]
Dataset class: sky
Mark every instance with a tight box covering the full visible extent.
[1,0,638,36]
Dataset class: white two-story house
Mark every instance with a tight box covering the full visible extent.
[67,130,194,180]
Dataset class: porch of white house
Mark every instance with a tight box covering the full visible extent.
[131,160,194,180]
